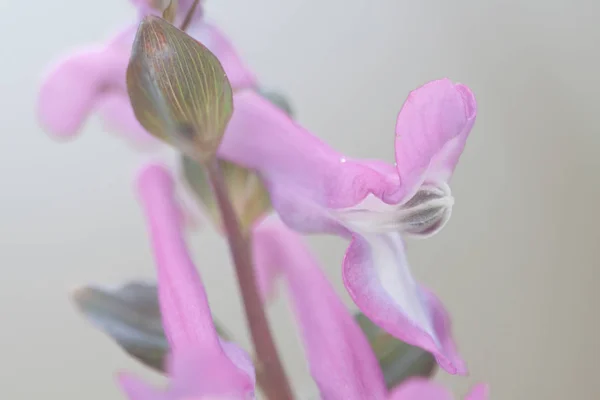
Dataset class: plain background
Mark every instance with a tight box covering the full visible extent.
[1,0,598,398]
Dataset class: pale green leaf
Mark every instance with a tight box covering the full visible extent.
[257,88,294,118]
[72,281,231,373]
[354,312,437,389]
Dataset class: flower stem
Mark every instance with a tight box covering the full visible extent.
[205,158,294,400]
[180,0,200,31]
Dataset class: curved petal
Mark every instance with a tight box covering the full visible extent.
[164,348,254,398]
[220,79,476,225]
[343,233,466,375]
[220,82,474,375]
[252,218,387,400]
[221,90,395,235]
[394,80,477,200]
[464,384,489,400]
[128,164,254,398]
[119,373,166,400]
[387,378,453,400]
[37,27,135,138]
[96,92,159,147]
[388,379,489,400]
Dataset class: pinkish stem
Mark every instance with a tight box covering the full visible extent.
[204,158,294,400]
[180,0,200,31]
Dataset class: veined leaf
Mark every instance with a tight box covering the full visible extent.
[354,312,437,389]
[72,281,231,372]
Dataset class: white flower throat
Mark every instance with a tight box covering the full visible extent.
[333,183,454,344]
[334,182,454,238]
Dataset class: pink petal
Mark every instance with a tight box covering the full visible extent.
[219,339,257,389]
[119,373,166,400]
[134,164,254,398]
[388,379,489,400]
[252,218,387,400]
[165,348,254,397]
[220,79,475,222]
[96,92,160,148]
[464,384,490,400]
[343,233,467,375]
[37,27,134,138]
[221,90,396,218]
[387,378,453,400]
[394,80,477,200]
[219,83,474,375]
[96,92,158,148]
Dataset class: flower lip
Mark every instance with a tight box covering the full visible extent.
[332,182,454,238]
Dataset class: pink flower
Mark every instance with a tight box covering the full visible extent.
[124,164,487,399]
[37,2,477,375]
[220,80,476,375]
[120,164,255,399]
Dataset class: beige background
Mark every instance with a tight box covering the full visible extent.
[1,0,598,398]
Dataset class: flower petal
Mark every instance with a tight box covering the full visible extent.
[387,378,453,400]
[165,348,254,398]
[119,373,166,400]
[96,92,158,147]
[394,80,477,200]
[220,79,475,225]
[37,27,134,138]
[464,384,489,400]
[133,164,254,398]
[252,218,387,400]
[343,233,466,375]
[388,379,489,400]
[220,90,397,224]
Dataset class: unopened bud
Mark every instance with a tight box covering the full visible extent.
[126,15,233,162]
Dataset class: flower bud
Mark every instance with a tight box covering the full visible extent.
[126,15,233,162]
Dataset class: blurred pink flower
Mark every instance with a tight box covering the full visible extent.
[125,164,487,400]
[120,164,256,400]
[38,2,478,376]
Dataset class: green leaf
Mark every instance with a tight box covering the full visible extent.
[126,15,233,161]
[354,312,437,389]
[257,88,295,118]
[72,281,231,373]
[181,155,271,234]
